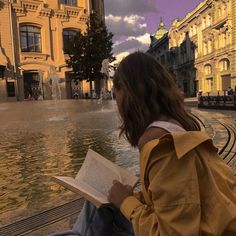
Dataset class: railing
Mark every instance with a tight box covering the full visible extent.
[198,92,236,110]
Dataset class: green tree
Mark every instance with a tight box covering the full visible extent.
[67,12,115,97]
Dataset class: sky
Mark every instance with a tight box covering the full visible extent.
[104,0,203,61]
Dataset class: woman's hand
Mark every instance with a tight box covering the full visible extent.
[107,180,133,208]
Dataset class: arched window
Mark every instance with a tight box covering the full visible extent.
[218,7,222,17]
[222,4,227,16]
[20,25,41,52]
[63,29,78,53]
[219,59,230,72]
[208,40,213,53]
[204,64,212,75]
[203,41,208,55]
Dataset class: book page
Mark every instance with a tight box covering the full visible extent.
[52,176,109,207]
[79,157,121,196]
[76,150,122,197]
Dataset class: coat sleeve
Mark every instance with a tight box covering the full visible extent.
[120,146,201,236]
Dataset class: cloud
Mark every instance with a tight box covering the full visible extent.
[106,14,147,37]
[104,0,156,57]
[113,35,150,55]
[127,33,151,45]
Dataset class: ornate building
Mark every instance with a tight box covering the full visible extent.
[0,0,104,101]
[148,0,236,97]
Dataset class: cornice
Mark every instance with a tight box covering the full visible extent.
[79,15,87,22]
[39,7,52,17]
[54,9,68,19]
[21,52,49,61]
[173,0,212,30]
[12,0,87,20]
[195,46,234,64]
[64,5,80,17]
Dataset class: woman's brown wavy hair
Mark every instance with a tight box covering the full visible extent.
[113,51,200,147]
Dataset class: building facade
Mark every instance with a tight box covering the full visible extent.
[0,0,104,101]
[149,0,236,97]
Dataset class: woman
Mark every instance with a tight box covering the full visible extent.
[51,52,236,236]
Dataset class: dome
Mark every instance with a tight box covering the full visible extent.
[153,18,168,40]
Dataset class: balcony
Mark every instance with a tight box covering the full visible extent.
[212,16,228,29]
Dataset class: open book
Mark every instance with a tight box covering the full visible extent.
[52,149,139,208]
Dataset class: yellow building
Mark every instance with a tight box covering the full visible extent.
[170,0,236,95]
[0,0,104,101]
[149,0,236,96]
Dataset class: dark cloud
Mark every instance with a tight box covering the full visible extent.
[104,0,158,17]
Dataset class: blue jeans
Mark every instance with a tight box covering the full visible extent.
[49,200,134,236]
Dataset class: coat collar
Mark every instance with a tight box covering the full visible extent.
[162,131,217,159]
[140,131,217,161]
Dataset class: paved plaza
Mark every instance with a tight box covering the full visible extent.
[190,107,236,174]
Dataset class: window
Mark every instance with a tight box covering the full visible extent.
[219,59,230,72]
[203,41,208,55]
[205,78,213,92]
[207,14,212,27]
[63,29,78,53]
[20,25,41,52]
[204,64,212,75]
[0,65,5,79]
[202,17,206,29]
[7,82,15,97]
[222,4,227,16]
[60,0,77,6]
[208,40,213,53]
[221,32,227,48]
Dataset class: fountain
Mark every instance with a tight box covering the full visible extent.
[38,70,44,100]
[98,59,112,105]
[48,66,62,100]
[47,66,67,122]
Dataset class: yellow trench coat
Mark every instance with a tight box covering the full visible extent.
[120,131,236,236]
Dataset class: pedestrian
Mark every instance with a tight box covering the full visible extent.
[227,87,233,96]
[50,52,236,236]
